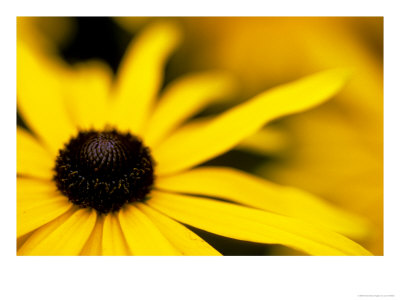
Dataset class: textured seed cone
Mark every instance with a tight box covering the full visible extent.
[54,129,155,213]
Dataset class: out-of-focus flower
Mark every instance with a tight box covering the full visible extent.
[17,19,371,255]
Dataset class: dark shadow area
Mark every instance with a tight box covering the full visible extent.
[200,149,274,174]
[60,17,132,74]
[186,224,271,256]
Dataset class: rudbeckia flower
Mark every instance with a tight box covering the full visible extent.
[17,21,372,256]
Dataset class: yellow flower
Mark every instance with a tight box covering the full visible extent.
[17,20,372,256]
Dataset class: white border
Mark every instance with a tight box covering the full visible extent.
[2,1,399,299]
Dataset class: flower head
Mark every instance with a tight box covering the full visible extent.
[17,20,372,255]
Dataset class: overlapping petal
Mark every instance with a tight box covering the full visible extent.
[102,213,131,255]
[17,40,77,155]
[118,204,180,255]
[153,68,350,175]
[156,167,370,239]
[143,71,236,147]
[236,126,289,155]
[148,191,372,256]
[110,21,181,134]
[18,208,97,256]
[17,232,34,250]
[138,203,221,255]
[80,215,104,256]
[17,178,73,237]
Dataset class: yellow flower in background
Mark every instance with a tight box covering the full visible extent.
[17,19,372,255]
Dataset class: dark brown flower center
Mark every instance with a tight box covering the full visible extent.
[54,129,154,214]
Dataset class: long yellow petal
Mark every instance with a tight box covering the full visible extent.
[148,191,372,256]
[138,203,221,256]
[118,204,181,255]
[17,127,54,179]
[143,71,236,147]
[102,213,131,256]
[153,68,350,175]
[110,22,181,134]
[17,40,77,156]
[17,177,72,237]
[156,167,370,239]
[80,214,104,256]
[18,208,97,256]
[65,61,113,130]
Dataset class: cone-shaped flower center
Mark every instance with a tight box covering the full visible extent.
[54,129,155,213]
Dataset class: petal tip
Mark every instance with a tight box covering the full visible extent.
[146,20,183,49]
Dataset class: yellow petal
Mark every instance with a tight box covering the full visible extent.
[143,71,236,147]
[17,40,77,156]
[156,167,370,239]
[102,213,131,256]
[17,177,73,237]
[236,126,289,155]
[18,208,97,256]
[138,203,221,256]
[110,22,181,134]
[80,215,104,256]
[118,204,180,255]
[148,191,372,256]
[17,232,34,251]
[65,61,113,130]
[158,118,289,156]
[153,68,350,175]
[17,127,54,179]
